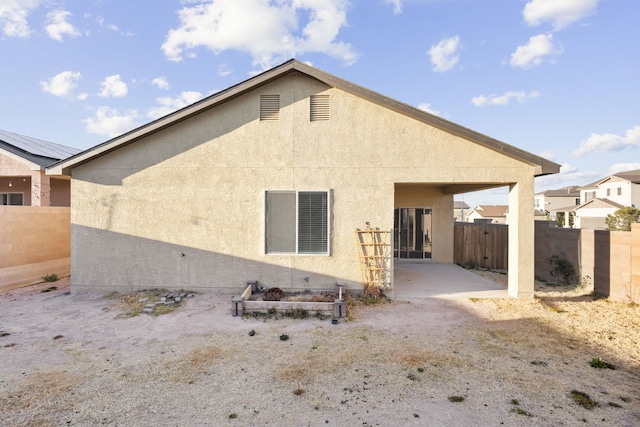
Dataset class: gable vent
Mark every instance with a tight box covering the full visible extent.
[310,94,330,121]
[260,94,280,121]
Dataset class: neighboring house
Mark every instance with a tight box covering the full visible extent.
[574,198,625,230]
[453,201,470,222]
[47,59,559,299]
[534,186,580,219]
[554,170,640,230]
[466,205,509,224]
[1,129,80,206]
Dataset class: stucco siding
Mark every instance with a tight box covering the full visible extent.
[70,73,538,293]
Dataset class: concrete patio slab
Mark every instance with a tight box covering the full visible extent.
[393,262,509,300]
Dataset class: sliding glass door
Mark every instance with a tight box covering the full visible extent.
[394,208,432,259]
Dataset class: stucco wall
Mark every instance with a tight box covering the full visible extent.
[70,73,537,293]
[50,178,71,207]
[0,206,70,291]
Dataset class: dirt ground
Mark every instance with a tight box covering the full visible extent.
[1,274,639,427]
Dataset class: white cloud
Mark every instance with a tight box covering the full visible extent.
[609,163,640,175]
[84,106,138,138]
[96,16,133,36]
[384,0,403,15]
[98,75,128,98]
[471,90,539,106]
[147,91,205,120]
[535,163,599,188]
[218,63,232,77]
[510,33,562,69]
[417,103,441,117]
[40,71,82,97]
[45,10,80,42]
[428,36,460,72]
[0,0,40,37]
[152,77,170,90]
[96,16,118,32]
[161,0,357,70]
[573,126,640,157]
[538,150,555,161]
[523,0,598,31]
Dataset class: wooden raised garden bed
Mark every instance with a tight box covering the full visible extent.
[232,282,346,318]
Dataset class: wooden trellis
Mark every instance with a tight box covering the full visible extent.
[355,226,392,295]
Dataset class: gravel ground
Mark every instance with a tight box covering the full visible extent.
[1,275,639,427]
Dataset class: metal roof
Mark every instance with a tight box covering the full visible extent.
[0,129,80,167]
[47,58,561,177]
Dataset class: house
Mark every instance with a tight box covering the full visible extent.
[465,205,509,224]
[554,170,640,229]
[46,59,559,299]
[1,129,80,206]
[453,201,470,222]
[534,185,580,219]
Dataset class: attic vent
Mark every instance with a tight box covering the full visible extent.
[260,95,280,121]
[310,94,330,121]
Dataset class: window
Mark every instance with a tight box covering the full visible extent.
[607,188,611,196]
[265,191,329,254]
[585,191,595,202]
[534,198,540,209]
[0,193,23,205]
[618,187,622,196]
[575,198,580,205]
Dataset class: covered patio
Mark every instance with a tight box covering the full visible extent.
[393,262,508,300]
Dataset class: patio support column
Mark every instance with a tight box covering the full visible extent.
[508,177,535,300]
[31,170,51,207]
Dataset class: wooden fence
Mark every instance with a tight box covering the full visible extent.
[454,222,508,270]
[453,221,640,303]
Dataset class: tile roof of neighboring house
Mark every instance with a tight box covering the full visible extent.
[468,205,509,218]
[47,59,561,177]
[0,129,80,167]
[454,201,470,209]
[535,185,580,197]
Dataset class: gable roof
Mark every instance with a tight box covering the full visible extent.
[0,129,80,168]
[607,169,640,184]
[579,169,640,190]
[535,185,580,197]
[47,59,560,176]
[468,205,509,218]
[454,201,470,209]
[553,197,625,212]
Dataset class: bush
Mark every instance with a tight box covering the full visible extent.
[263,287,285,301]
[42,273,59,283]
[549,254,576,285]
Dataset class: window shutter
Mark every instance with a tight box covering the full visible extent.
[310,94,330,121]
[298,191,328,254]
[265,192,296,253]
[260,94,280,121]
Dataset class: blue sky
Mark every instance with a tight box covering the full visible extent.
[1,0,638,207]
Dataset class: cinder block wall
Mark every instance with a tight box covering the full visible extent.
[534,221,581,283]
[632,224,640,302]
[0,206,70,291]
[595,224,639,303]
